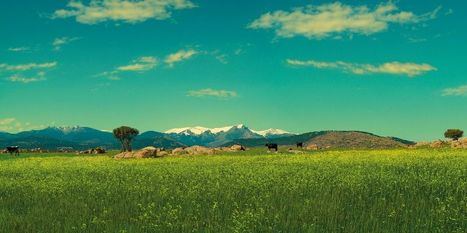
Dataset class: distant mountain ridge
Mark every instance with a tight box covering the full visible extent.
[165,124,294,136]
[165,124,294,147]
[0,126,414,150]
[0,125,295,150]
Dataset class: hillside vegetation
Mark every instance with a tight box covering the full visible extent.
[0,149,465,232]
[227,131,413,148]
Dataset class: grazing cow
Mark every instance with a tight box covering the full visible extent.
[265,143,278,151]
[296,142,304,148]
[6,146,19,156]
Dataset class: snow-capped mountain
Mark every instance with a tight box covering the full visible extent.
[252,128,294,138]
[165,124,293,137]
[165,124,249,135]
[164,124,295,146]
[0,125,296,149]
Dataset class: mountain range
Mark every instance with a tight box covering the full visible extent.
[0,125,415,150]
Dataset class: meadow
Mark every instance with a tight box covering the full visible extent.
[0,149,465,233]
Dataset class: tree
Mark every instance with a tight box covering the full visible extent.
[444,129,463,141]
[113,126,139,152]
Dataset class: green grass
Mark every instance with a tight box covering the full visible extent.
[0,149,466,232]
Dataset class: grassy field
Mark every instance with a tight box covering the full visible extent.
[0,149,466,232]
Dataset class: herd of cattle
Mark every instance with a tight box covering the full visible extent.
[2,142,307,156]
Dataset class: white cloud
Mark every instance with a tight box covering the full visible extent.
[53,37,80,50]
[8,72,47,83]
[287,59,436,77]
[8,47,30,52]
[442,85,467,96]
[97,56,157,80]
[1,62,56,83]
[165,49,198,66]
[117,56,158,71]
[97,48,200,79]
[249,2,440,39]
[52,0,196,24]
[187,88,237,98]
[0,62,57,71]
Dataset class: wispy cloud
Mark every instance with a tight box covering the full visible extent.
[53,37,80,50]
[52,0,196,25]
[97,56,158,80]
[1,62,56,83]
[249,2,440,39]
[8,72,47,83]
[165,49,198,67]
[210,50,228,64]
[8,47,30,52]
[287,59,436,77]
[442,85,467,96]
[0,118,45,132]
[0,62,57,71]
[117,56,158,72]
[187,88,238,99]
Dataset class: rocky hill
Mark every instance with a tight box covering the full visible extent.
[224,131,414,149]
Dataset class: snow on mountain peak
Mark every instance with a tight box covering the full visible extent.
[165,126,210,135]
[252,128,293,137]
[165,124,293,137]
[50,126,82,133]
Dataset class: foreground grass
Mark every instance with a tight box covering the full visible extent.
[0,149,466,232]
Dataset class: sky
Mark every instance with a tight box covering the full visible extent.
[0,0,466,141]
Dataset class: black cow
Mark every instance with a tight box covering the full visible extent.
[265,143,278,151]
[6,146,19,156]
[296,142,304,148]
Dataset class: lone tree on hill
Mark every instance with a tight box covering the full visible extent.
[113,126,139,152]
[444,129,463,141]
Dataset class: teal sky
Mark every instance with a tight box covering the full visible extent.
[1,0,466,141]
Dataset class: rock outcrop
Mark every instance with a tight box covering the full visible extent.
[229,144,246,151]
[183,146,216,155]
[412,138,467,149]
[450,138,467,149]
[114,146,163,159]
[305,144,320,150]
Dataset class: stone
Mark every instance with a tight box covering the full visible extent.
[230,144,246,151]
[114,146,161,159]
[171,147,187,155]
[306,144,320,150]
[184,146,215,155]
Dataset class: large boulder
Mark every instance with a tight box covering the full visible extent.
[230,144,246,151]
[171,147,187,155]
[133,146,158,158]
[450,138,467,149]
[114,146,162,159]
[430,140,447,148]
[114,152,135,159]
[412,141,430,148]
[184,146,215,155]
[158,151,169,156]
[305,144,320,150]
[169,146,215,156]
